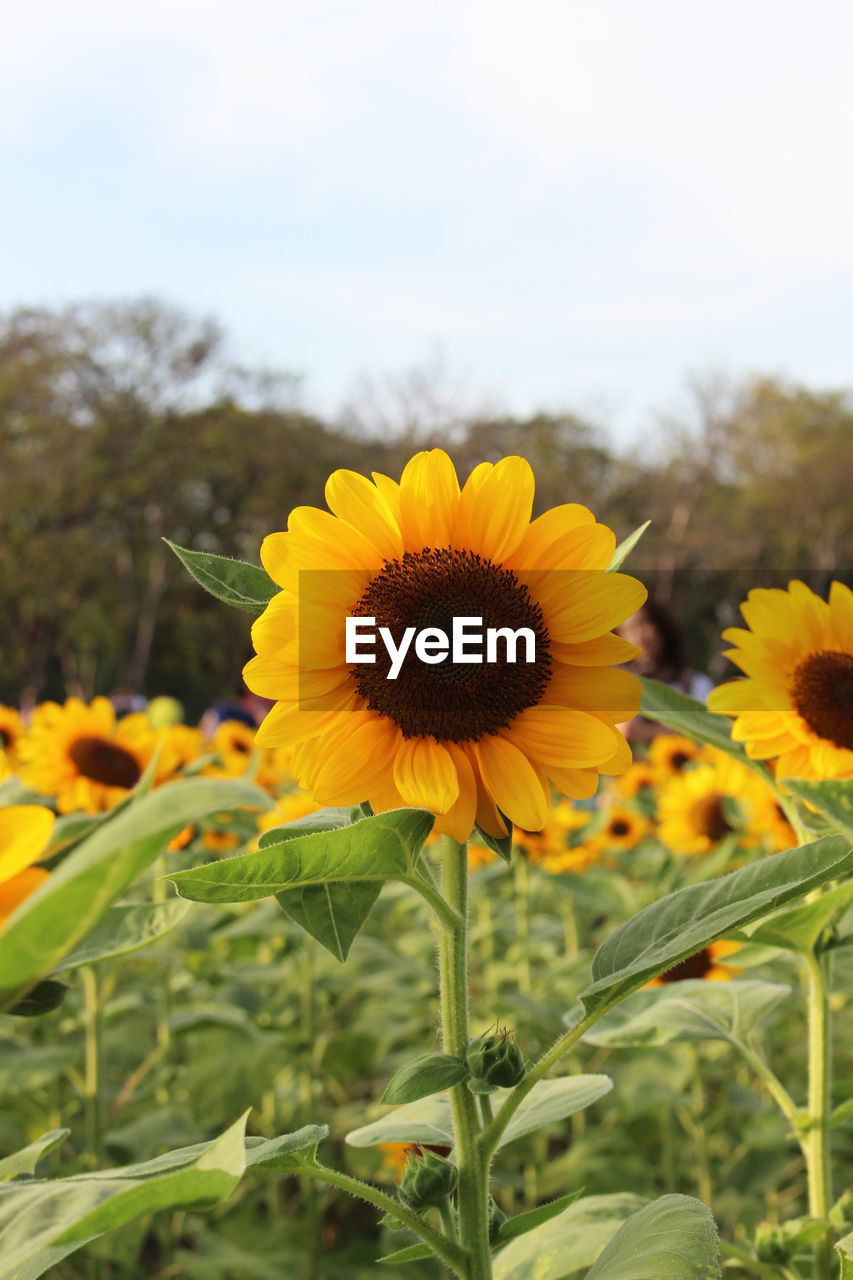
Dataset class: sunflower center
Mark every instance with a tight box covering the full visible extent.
[693,794,732,842]
[659,948,713,983]
[68,736,142,789]
[791,650,853,750]
[671,751,691,771]
[610,819,630,837]
[350,548,552,741]
[0,729,10,748]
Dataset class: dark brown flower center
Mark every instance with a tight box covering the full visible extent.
[671,751,691,770]
[0,728,12,748]
[68,736,142,789]
[791,650,853,750]
[350,548,551,741]
[610,818,630,837]
[659,948,714,982]
[693,794,732,842]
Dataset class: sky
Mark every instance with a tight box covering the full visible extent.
[4,0,853,443]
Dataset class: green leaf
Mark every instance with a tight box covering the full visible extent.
[608,521,651,571]
[746,882,853,953]
[167,808,434,903]
[50,899,191,973]
[580,834,853,1015]
[346,1076,611,1151]
[583,1194,720,1280]
[257,806,354,848]
[583,980,791,1049]
[276,881,383,962]
[494,1189,584,1246]
[784,779,853,841]
[243,1125,328,1171]
[6,981,68,1017]
[493,1193,647,1280]
[0,1113,251,1280]
[165,539,278,613]
[837,1229,853,1278]
[379,1243,434,1264]
[497,1075,612,1149]
[638,677,771,778]
[0,776,274,1012]
[381,1054,469,1104]
[0,1131,69,1181]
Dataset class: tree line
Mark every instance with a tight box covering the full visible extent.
[3,299,851,717]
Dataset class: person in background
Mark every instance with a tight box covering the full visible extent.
[617,598,713,745]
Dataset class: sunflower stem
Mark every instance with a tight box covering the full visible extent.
[81,966,103,1170]
[803,947,835,1280]
[437,836,493,1280]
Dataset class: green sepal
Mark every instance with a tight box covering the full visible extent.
[472,818,513,863]
[165,539,278,613]
[381,1053,469,1104]
[607,521,650,570]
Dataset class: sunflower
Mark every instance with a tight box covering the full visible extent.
[209,720,257,777]
[648,733,702,776]
[157,723,204,781]
[647,940,742,985]
[0,805,55,925]
[607,760,658,800]
[656,759,744,856]
[597,805,647,850]
[0,705,24,757]
[540,843,602,875]
[17,698,155,813]
[244,450,645,841]
[708,579,853,781]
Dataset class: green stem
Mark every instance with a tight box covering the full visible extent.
[733,1037,802,1137]
[437,837,493,1280]
[440,1199,458,1244]
[300,1163,466,1275]
[803,948,835,1280]
[477,1093,494,1127]
[513,855,531,996]
[81,966,103,1169]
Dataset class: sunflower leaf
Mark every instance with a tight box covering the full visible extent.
[0,777,274,1013]
[6,980,69,1018]
[580,833,853,1015]
[494,1189,584,1246]
[167,808,434,903]
[783,779,853,841]
[492,1193,647,1280]
[607,521,651,571]
[276,881,382,961]
[164,539,278,613]
[746,881,853,953]
[257,806,354,848]
[0,1130,70,1182]
[50,899,192,974]
[583,979,791,1048]
[583,1194,720,1280]
[380,1053,469,1104]
[637,676,772,780]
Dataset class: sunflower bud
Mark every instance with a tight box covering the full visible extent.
[398,1148,458,1210]
[466,1027,526,1088]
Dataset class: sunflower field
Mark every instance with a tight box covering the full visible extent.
[4,449,853,1280]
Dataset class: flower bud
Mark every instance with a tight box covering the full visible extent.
[398,1148,458,1210]
[466,1027,526,1088]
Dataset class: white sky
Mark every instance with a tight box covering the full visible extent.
[4,0,853,442]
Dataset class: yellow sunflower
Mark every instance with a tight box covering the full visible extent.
[17,698,155,813]
[647,940,742,985]
[208,720,257,776]
[0,805,55,925]
[244,450,646,841]
[0,705,24,757]
[648,733,702,776]
[607,760,658,800]
[539,843,602,875]
[597,805,647,850]
[157,723,204,781]
[656,760,744,856]
[708,579,853,780]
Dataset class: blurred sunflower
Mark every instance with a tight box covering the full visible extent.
[209,720,257,776]
[0,705,24,757]
[708,579,853,781]
[540,844,601,875]
[648,734,702,776]
[598,805,647,850]
[0,805,55,925]
[657,760,743,856]
[648,940,742,985]
[157,723,204,781]
[608,760,657,800]
[251,787,319,849]
[17,698,155,813]
[245,450,645,841]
